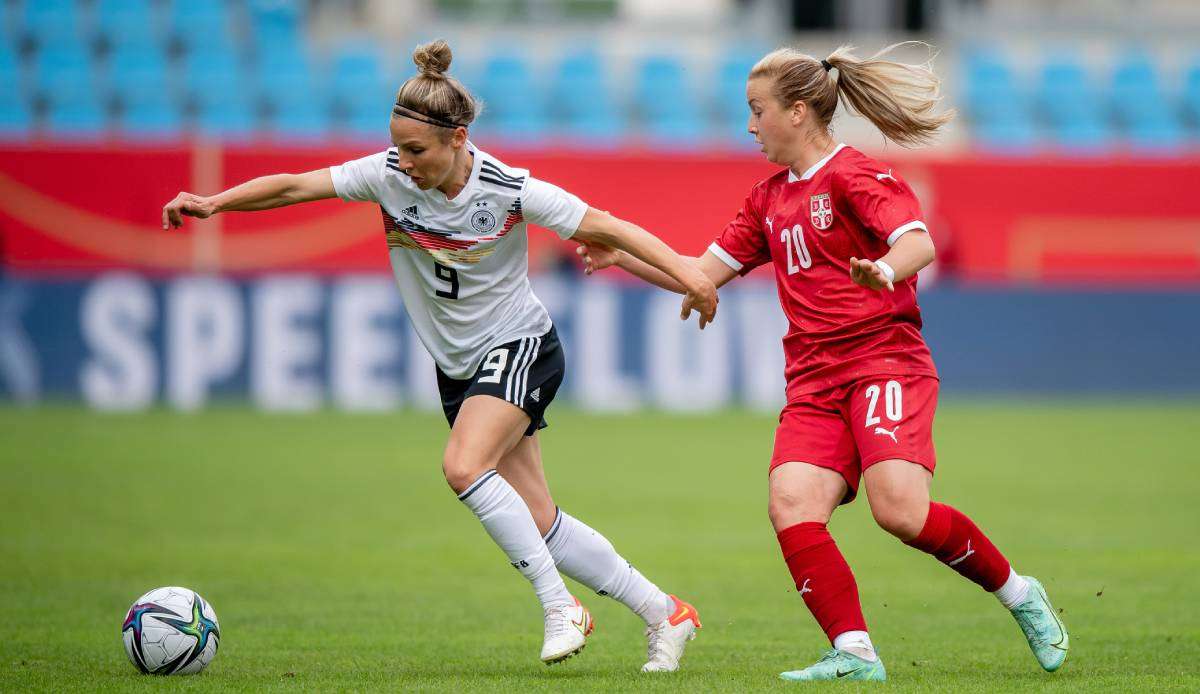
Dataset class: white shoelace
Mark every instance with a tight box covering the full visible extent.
[644,623,667,662]
[544,605,570,639]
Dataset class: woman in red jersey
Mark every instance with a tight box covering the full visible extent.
[579,44,1069,682]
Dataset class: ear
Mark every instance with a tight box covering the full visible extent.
[450,126,468,148]
[790,100,808,127]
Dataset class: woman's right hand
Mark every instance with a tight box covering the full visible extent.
[161,192,218,229]
[680,269,719,329]
[575,242,622,275]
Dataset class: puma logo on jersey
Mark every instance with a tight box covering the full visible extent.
[875,169,896,183]
[799,579,813,596]
[401,205,420,219]
[948,540,975,567]
[529,388,540,403]
[873,425,899,442]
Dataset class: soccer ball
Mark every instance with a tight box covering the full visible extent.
[121,586,221,675]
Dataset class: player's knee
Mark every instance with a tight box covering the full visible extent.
[441,444,492,495]
[870,496,926,541]
[768,487,833,530]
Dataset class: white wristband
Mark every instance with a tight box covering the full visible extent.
[874,259,896,284]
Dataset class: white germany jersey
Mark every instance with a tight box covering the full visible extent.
[330,142,587,379]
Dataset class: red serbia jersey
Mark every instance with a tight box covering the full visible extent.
[710,144,937,400]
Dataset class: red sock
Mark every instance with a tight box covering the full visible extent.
[905,502,1010,592]
[776,522,867,643]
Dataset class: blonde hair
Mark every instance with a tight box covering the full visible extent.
[394,40,480,135]
[750,42,953,147]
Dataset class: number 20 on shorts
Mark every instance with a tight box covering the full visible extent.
[864,380,903,427]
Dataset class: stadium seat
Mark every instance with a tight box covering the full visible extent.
[196,94,257,139]
[715,48,761,145]
[256,47,324,109]
[0,40,20,89]
[1182,56,1200,124]
[962,50,1037,152]
[268,96,331,141]
[108,43,181,138]
[248,0,305,61]
[183,48,258,138]
[33,44,97,102]
[474,54,547,143]
[1036,56,1112,153]
[0,79,33,138]
[44,90,107,139]
[633,55,704,147]
[21,0,90,46]
[95,0,160,50]
[549,50,621,144]
[107,43,170,106]
[1110,52,1184,153]
[166,0,231,52]
[331,42,391,118]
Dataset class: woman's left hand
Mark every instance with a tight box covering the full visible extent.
[849,256,894,292]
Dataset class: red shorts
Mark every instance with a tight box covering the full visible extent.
[770,375,939,504]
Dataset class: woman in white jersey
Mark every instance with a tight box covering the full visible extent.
[160,40,715,671]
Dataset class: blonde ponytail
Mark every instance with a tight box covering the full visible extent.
[750,42,953,147]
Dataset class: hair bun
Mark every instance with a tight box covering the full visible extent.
[413,39,453,78]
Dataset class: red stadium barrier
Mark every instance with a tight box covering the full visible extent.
[2,143,1199,284]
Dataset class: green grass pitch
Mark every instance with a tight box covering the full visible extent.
[2,403,1198,692]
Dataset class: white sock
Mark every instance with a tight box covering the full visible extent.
[832,630,877,661]
[993,568,1031,609]
[543,508,673,625]
[458,471,572,609]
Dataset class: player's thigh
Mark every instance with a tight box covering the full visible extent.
[768,461,848,531]
[442,395,532,493]
[496,434,557,535]
[768,395,859,527]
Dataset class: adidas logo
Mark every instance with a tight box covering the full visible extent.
[529,388,540,403]
[401,205,420,220]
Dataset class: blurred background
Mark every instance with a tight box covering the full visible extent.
[1,0,1198,409]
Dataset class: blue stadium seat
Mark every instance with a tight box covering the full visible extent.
[0,40,21,89]
[95,0,160,51]
[44,91,107,139]
[962,50,1037,152]
[715,48,761,144]
[1186,57,1200,125]
[108,44,181,138]
[474,54,546,143]
[107,43,169,105]
[1036,56,1112,152]
[196,95,257,139]
[256,47,323,109]
[549,50,621,144]
[183,48,258,138]
[0,79,33,138]
[329,43,391,140]
[633,55,703,146]
[167,0,230,52]
[33,44,96,100]
[22,0,90,45]
[248,0,305,59]
[1110,52,1183,153]
[268,95,332,141]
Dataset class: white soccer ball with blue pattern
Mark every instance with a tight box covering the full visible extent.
[121,586,220,675]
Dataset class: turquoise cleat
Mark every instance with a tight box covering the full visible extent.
[1009,576,1069,672]
[780,649,886,682]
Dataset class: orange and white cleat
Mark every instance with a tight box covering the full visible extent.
[641,595,701,672]
[541,596,594,664]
